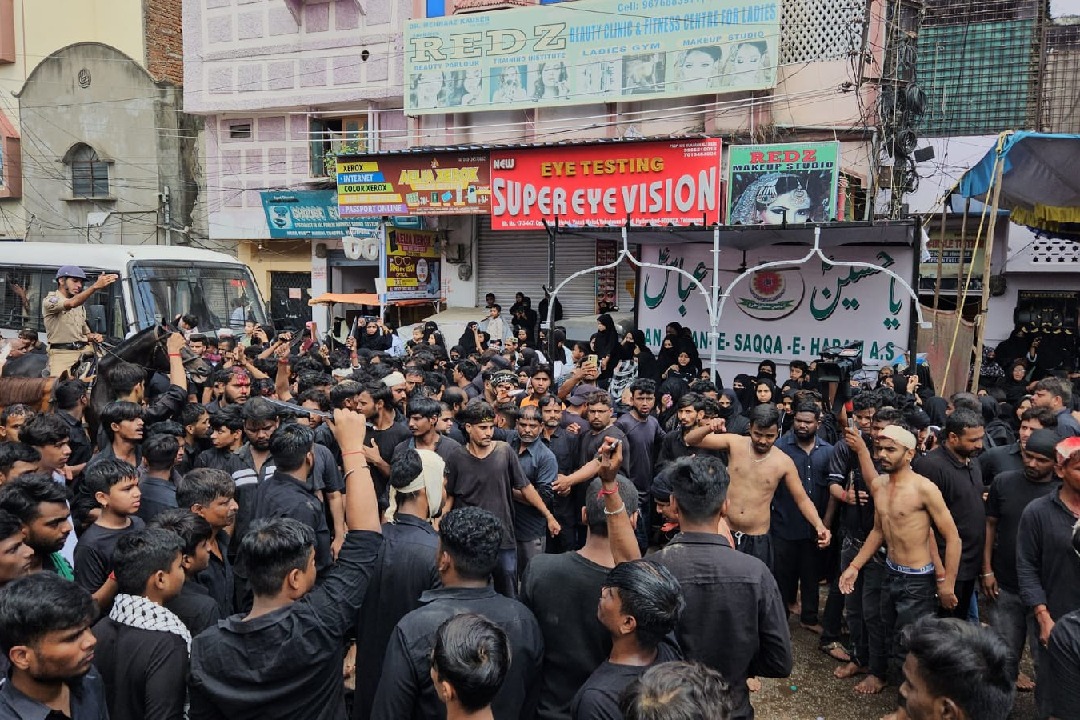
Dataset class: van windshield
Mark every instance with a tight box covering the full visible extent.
[130,262,269,333]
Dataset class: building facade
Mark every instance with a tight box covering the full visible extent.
[0,0,191,245]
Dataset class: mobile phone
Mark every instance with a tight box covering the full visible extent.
[848,416,857,430]
[587,354,598,366]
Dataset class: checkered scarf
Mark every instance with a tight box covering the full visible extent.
[109,593,192,652]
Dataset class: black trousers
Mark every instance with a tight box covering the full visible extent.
[773,536,823,625]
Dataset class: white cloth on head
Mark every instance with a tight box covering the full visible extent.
[385,448,445,522]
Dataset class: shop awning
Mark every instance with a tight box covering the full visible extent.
[307,293,442,307]
[957,131,1080,237]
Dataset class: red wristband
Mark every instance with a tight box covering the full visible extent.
[168,353,182,357]
[597,486,618,499]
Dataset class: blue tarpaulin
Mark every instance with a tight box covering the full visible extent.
[957,131,1080,238]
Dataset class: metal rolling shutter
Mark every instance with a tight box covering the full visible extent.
[476,217,597,317]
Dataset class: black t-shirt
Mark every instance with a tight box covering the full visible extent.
[445,442,527,550]
[520,552,611,720]
[570,641,682,720]
[73,517,146,595]
[370,422,411,501]
[165,579,221,637]
[91,617,188,720]
[912,447,986,582]
[986,471,1059,592]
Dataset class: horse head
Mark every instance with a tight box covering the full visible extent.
[86,324,210,439]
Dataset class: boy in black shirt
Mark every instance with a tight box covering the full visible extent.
[92,528,189,720]
[571,560,684,720]
[152,508,221,635]
[74,458,144,608]
[176,468,238,617]
[194,406,246,473]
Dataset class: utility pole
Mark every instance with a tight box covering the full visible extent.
[162,186,172,246]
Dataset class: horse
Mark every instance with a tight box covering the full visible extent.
[86,324,211,440]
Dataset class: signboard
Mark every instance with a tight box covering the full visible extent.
[336,152,491,217]
[726,142,841,226]
[404,0,779,115]
[261,190,419,238]
[489,139,722,229]
[637,243,914,372]
[386,228,442,300]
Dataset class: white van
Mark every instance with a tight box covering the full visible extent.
[0,242,271,341]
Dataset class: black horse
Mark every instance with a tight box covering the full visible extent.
[86,325,210,441]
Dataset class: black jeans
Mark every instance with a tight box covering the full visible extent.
[937,577,976,621]
[882,567,937,683]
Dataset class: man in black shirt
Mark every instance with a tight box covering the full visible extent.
[983,429,1059,691]
[0,573,109,720]
[911,409,986,620]
[137,433,181,523]
[1016,436,1080,717]
[176,468,238,616]
[253,423,333,575]
[357,381,411,508]
[571,560,683,720]
[431,614,511,719]
[92,528,189,720]
[978,406,1056,483]
[354,449,442,720]
[652,455,792,720]
[538,394,579,553]
[189,408,383,720]
[522,475,640,720]
[54,379,93,476]
[445,400,559,599]
[152,508,221,636]
[371,506,544,720]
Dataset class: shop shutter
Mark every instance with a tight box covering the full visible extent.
[476,217,597,317]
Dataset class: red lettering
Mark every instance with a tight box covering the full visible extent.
[802,149,817,162]
[767,151,782,163]
[783,150,800,162]
[749,151,765,163]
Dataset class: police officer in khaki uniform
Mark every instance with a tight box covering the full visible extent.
[43,265,118,375]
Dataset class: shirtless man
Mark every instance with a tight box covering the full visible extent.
[839,424,961,715]
[685,404,831,569]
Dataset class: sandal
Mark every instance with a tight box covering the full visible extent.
[820,641,851,662]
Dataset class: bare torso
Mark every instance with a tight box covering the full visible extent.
[726,439,789,535]
[872,470,935,568]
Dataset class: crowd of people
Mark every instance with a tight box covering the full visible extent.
[0,280,1077,720]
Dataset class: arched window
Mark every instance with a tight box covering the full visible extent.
[67,143,110,198]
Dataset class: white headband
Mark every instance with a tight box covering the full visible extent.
[880,424,916,450]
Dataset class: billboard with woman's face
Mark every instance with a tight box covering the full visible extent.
[726,142,840,226]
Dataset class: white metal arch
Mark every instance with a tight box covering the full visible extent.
[545,225,931,373]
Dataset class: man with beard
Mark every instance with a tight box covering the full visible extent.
[656,393,718,471]
[615,379,664,552]
[0,475,67,577]
[538,395,579,553]
[982,429,1060,692]
[0,573,107,719]
[839,424,962,720]
[685,404,831,570]
[773,402,833,633]
[552,392,630,547]
[912,409,986,620]
[205,366,252,413]
[444,400,560,598]
[357,382,410,511]
[508,406,558,572]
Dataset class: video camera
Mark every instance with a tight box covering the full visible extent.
[817,341,864,412]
